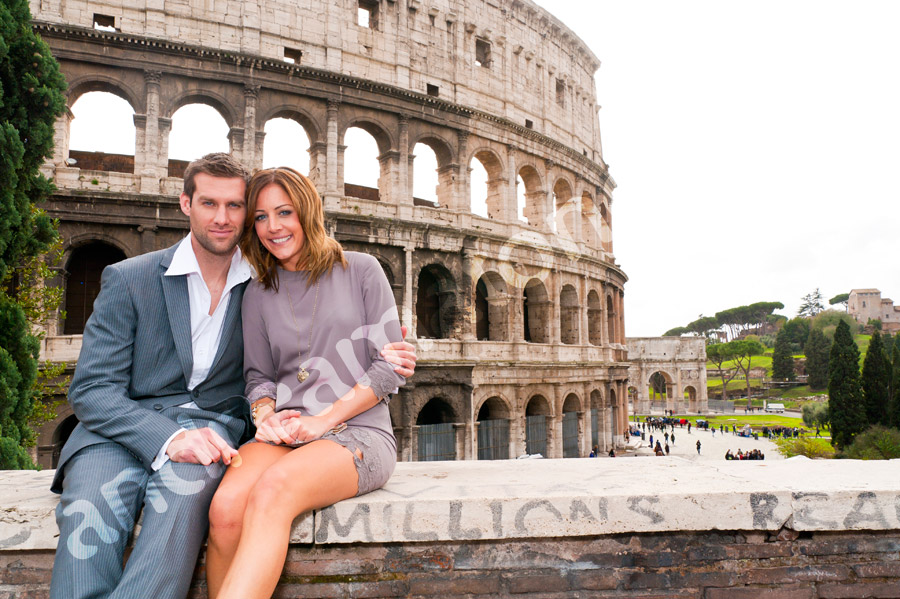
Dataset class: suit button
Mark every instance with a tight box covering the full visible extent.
[192,389,200,398]
[153,404,163,411]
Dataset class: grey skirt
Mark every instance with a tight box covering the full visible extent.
[247,426,396,496]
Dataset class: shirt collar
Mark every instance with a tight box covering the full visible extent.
[165,233,252,285]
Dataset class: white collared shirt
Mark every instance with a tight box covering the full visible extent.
[151,234,252,470]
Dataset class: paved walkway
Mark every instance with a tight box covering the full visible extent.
[625,422,785,461]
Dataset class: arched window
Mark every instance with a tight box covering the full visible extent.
[606,294,616,344]
[168,103,229,177]
[412,142,439,206]
[562,393,581,458]
[343,126,381,200]
[475,277,489,340]
[524,395,551,457]
[559,284,579,344]
[523,279,550,343]
[477,397,510,460]
[469,150,504,219]
[69,91,136,173]
[417,398,456,461]
[64,242,126,334]
[588,290,602,345]
[416,265,456,339]
[262,117,311,174]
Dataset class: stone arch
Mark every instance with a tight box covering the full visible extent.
[66,76,141,113]
[581,191,600,248]
[262,117,312,174]
[523,278,550,343]
[261,106,322,146]
[469,146,506,220]
[684,385,698,412]
[587,289,602,345]
[165,90,236,127]
[518,163,545,228]
[599,200,612,252]
[475,271,509,341]
[562,392,581,458]
[559,283,579,344]
[476,395,511,460]
[63,241,127,335]
[51,415,79,469]
[552,177,576,239]
[648,370,675,403]
[340,118,394,156]
[416,397,457,461]
[411,133,455,166]
[416,263,458,339]
[524,394,552,457]
[411,134,456,209]
[606,293,617,344]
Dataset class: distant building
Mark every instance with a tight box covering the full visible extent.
[848,289,900,333]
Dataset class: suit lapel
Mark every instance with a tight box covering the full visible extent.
[160,250,194,387]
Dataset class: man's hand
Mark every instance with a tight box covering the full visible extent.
[382,325,417,378]
[166,427,238,465]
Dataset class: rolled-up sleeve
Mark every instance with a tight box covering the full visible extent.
[242,284,277,404]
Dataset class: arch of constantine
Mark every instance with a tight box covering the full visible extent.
[31,0,630,466]
[626,337,708,414]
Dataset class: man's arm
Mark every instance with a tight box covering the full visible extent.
[67,265,186,470]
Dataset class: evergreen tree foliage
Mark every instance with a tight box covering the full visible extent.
[782,317,810,352]
[861,330,890,427]
[798,288,825,317]
[0,0,66,468]
[890,342,900,429]
[805,328,831,390]
[771,328,794,380]
[828,320,864,450]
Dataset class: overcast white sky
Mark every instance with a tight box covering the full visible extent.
[69,1,900,338]
[534,0,900,335]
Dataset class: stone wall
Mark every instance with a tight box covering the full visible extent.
[2,459,899,597]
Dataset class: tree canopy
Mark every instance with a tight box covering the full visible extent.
[0,0,66,468]
[798,288,825,318]
[828,320,864,450]
[771,328,794,381]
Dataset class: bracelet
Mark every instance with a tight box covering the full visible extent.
[251,399,275,425]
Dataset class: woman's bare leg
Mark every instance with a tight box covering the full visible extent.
[216,440,358,599]
[206,443,291,599]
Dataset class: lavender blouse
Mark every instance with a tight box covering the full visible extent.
[242,252,405,448]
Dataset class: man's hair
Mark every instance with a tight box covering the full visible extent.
[182,152,250,200]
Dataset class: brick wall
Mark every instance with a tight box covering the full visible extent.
[4,530,899,598]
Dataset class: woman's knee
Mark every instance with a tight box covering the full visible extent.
[208,481,251,532]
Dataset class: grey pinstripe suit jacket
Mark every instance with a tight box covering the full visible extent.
[52,242,247,492]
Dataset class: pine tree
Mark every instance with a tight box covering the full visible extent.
[805,328,831,390]
[828,320,864,450]
[861,331,890,427]
[0,0,66,468]
[772,328,794,380]
[890,342,900,429]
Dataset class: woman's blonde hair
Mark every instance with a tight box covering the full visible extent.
[241,167,346,290]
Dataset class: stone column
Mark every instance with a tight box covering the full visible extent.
[403,246,415,339]
[456,131,470,212]
[579,275,589,346]
[228,127,245,163]
[549,278,560,345]
[137,70,164,193]
[324,99,341,209]
[308,141,328,193]
[506,145,519,222]
[50,107,72,167]
[241,85,260,169]
[397,115,411,205]
[459,252,476,341]
[676,368,684,414]
[254,131,267,172]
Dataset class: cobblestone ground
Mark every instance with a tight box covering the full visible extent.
[625,421,787,461]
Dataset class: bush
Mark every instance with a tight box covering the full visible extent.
[774,437,835,459]
[842,426,900,460]
[801,401,828,429]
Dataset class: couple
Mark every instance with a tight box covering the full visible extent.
[49,153,416,599]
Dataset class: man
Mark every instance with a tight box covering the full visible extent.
[50,153,416,599]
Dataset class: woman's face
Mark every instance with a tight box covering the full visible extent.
[253,183,306,270]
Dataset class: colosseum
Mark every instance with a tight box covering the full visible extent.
[30,0,630,468]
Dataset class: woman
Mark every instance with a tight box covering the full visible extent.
[206,167,408,599]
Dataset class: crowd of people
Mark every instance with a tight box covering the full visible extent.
[725,448,765,460]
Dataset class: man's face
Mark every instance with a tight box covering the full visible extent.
[179,173,247,259]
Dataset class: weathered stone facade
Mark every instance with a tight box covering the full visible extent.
[626,337,708,414]
[848,288,900,333]
[30,0,629,467]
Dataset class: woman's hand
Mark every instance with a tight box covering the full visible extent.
[381,325,417,378]
[282,414,335,445]
[255,409,302,445]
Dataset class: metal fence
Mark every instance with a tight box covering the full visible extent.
[562,412,579,457]
[525,415,547,457]
[477,419,509,460]
[706,399,736,413]
[417,423,456,461]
